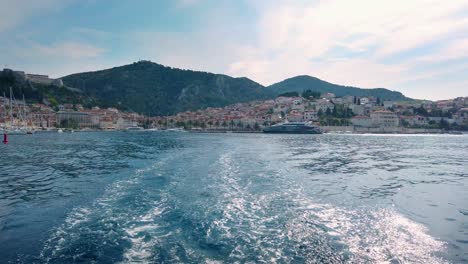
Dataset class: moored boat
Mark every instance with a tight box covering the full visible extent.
[263,122,322,134]
[125,125,144,131]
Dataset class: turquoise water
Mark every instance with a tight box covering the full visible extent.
[0,132,467,263]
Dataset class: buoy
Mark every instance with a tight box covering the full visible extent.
[3,133,8,144]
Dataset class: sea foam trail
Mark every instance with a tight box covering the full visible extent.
[291,198,447,264]
[37,134,453,263]
[199,141,448,263]
[39,156,175,264]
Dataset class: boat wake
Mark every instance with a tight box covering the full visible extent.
[38,140,449,264]
[39,158,174,264]
[291,198,447,263]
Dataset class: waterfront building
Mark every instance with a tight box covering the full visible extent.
[56,111,99,129]
[31,112,56,128]
[351,116,372,127]
[370,110,399,127]
[116,117,136,130]
[287,110,303,122]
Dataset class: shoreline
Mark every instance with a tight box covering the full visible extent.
[9,128,465,135]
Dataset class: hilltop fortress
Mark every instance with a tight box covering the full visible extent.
[0,68,63,87]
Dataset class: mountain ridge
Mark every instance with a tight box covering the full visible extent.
[61,61,270,115]
[58,61,409,115]
[267,75,408,101]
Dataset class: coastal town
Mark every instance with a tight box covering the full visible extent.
[155,92,468,133]
[1,82,467,133]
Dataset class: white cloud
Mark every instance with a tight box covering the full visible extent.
[223,0,468,99]
[414,38,468,63]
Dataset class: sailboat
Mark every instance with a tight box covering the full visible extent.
[3,88,27,135]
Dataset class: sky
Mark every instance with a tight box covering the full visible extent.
[1,0,468,100]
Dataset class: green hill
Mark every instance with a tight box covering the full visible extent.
[3,63,412,115]
[0,69,92,107]
[61,61,270,115]
[268,75,409,101]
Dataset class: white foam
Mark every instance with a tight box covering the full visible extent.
[40,157,176,263]
[290,198,447,263]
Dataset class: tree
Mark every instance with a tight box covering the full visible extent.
[49,97,58,108]
[414,106,429,116]
[254,122,260,130]
[301,89,321,99]
[439,119,450,130]
[332,106,338,117]
[318,109,324,117]
[278,91,299,97]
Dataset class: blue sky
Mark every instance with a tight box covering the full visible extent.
[1,0,468,100]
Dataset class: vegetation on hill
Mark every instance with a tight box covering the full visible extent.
[0,70,92,106]
[277,91,300,97]
[3,61,413,115]
[61,61,271,115]
[268,75,409,101]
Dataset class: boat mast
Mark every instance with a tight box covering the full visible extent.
[9,87,13,129]
[2,92,5,120]
[21,94,25,127]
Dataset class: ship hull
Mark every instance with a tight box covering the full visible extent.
[263,125,322,134]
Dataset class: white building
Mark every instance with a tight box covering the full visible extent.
[349,104,365,116]
[351,116,372,127]
[383,101,394,109]
[292,98,303,105]
[370,110,399,127]
[360,97,370,105]
[317,99,335,112]
[303,111,318,121]
[413,115,428,126]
